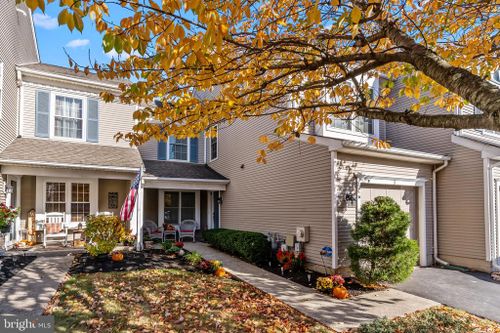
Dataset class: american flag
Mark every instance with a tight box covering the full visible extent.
[120,171,141,222]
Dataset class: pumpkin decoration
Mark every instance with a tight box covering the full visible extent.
[112,252,124,262]
[214,267,226,277]
[333,286,349,299]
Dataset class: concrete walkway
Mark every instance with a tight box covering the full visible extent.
[395,267,500,323]
[185,242,438,331]
[0,255,73,316]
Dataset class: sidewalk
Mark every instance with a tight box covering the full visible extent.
[185,242,439,331]
[0,255,73,316]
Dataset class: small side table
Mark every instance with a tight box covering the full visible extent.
[70,229,85,247]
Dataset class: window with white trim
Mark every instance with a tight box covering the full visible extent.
[54,95,83,139]
[45,182,66,213]
[71,183,90,222]
[210,126,218,161]
[169,137,188,161]
[330,116,374,135]
[163,191,196,224]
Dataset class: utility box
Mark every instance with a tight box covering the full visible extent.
[296,226,310,243]
[285,234,295,247]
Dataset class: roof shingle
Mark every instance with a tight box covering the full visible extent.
[143,160,228,180]
[0,138,142,170]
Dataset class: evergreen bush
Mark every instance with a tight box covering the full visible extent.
[348,196,419,285]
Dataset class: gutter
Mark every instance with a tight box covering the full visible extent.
[0,159,140,173]
[16,67,122,91]
[142,176,230,184]
[433,160,449,266]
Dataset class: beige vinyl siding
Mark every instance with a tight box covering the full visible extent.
[208,117,333,268]
[139,139,158,160]
[436,145,489,271]
[0,2,39,202]
[21,81,135,147]
[335,153,434,265]
[385,79,455,155]
[98,179,130,216]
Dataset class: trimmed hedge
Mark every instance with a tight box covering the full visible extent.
[202,229,271,264]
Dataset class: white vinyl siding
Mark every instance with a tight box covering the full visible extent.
[0,62,3,119]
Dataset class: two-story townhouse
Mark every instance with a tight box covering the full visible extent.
[0,3,229,249]
[386,74,500,273]
[0,63,143,245]
[203,85,450,272]
[0,0,39,204]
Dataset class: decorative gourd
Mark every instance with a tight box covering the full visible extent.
[333,286,349,299]
[112,252,124,262]
[214,267,226,277]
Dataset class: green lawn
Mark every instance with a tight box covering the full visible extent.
[46,268,333,333]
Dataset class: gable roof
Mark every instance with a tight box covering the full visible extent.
[143,160,228,180]
[0,138,142,172]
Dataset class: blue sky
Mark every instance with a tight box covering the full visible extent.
[33,5,115,67]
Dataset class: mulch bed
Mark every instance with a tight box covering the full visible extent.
[0,255,37,286]
[260,263,379,297]
[69,250,196,275]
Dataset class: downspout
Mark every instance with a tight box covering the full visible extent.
[433,160,449,266]
[330,149,339,270]
[487,159,500,271]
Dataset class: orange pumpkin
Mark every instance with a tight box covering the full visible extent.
[112,252,124,262]
[333,286,349,299]
[214,267,226,277]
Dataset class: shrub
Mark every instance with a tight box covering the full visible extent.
[184,251,203,266]
[357,308,472,333]
[348,196,419,285]
[84,215,127,256]
[162,240,173,251]
[202,229,270,263]
[166,245,181,254]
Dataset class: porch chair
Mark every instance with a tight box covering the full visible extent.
[179,220,196,242]
[143,220,163,240]
[42,212,68,247]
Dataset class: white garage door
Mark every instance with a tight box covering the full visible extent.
[359,184,418,241]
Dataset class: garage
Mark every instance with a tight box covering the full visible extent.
[359,184,419,244]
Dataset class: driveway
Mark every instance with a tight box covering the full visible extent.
[395,267,500,323]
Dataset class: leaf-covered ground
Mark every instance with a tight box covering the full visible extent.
[46,268,334,333]
[354,306,500,333]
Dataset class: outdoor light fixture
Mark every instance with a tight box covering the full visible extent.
[345,193,356,206]
[217,195,223,205]
[307,272,312,285]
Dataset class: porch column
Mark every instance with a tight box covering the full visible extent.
[330,149,339,269]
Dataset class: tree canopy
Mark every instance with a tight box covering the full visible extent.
[21,0,500,154]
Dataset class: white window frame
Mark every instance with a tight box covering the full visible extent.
[49,91,88,142]
[158,190,200,228]
[209,125,218,162]
[324,116,380,143]
[0,62,4,119]
[166,137,191,162]
[37,177,98,228]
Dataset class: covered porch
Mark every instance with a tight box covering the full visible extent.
[139,160,229,243]
[0,138,142,248]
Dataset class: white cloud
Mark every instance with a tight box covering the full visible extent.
[65,39,90,48]
[105,50,139,59]
[33,13,58,30]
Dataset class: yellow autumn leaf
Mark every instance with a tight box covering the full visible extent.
[307,136,316,144]
[351,6,362,24]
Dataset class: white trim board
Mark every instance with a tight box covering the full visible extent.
[0,160,140,173]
